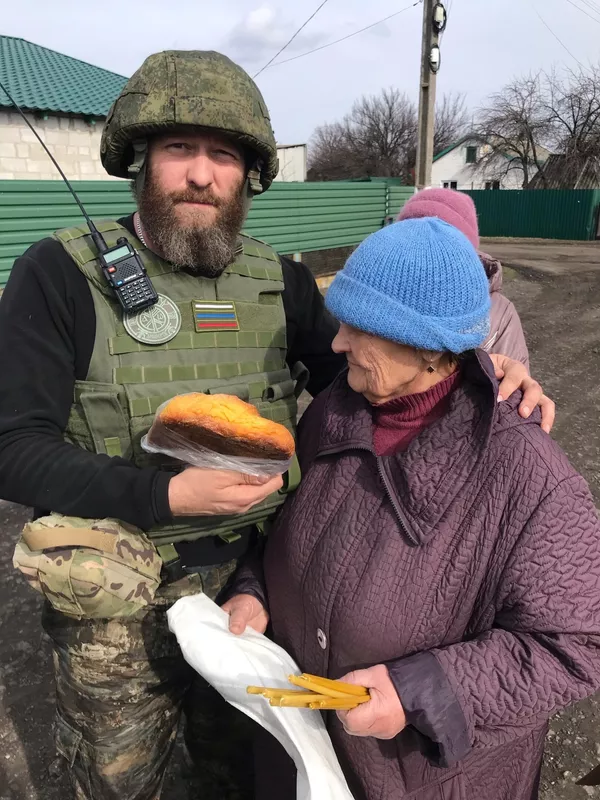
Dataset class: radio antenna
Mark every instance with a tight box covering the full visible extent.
[0,79,108,254]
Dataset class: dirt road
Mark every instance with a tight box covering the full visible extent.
[481,237,600,276]
[1,240,600,799]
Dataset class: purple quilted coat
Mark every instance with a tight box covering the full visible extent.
[234,352,600,800]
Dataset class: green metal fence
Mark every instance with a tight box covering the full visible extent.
[0,179,417,287]
[387,186,416,217]
[246,181,390,253]
[463,189,600,241]
[7,180,597,289]
[0,181,136,287]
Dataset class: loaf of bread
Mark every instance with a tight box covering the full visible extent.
[154,393,295,461]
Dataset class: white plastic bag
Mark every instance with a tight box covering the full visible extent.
[167,594,354,800]
[141,397,292,478]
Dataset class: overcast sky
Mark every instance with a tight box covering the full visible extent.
[4,0,600,145]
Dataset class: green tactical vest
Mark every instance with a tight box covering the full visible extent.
[53,220,305,547]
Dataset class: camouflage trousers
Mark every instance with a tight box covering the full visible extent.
[42,559,256,800]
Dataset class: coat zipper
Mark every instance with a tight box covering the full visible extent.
[318,443,419,547]
[375,456,420,547]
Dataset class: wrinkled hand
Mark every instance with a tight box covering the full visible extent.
[168,467,283,516]
[336,665,406,740]
[221,593,269,635]
[489,354,555,434]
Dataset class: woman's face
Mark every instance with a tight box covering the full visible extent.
[331,323,442,404]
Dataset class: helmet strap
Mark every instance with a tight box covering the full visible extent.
[248,159,264,194]
[241,177,255,223]
[128,139,148,193]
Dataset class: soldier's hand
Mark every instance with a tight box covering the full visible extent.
[222,593,269,635]
[489,353,555,434]
[168,468,283,517]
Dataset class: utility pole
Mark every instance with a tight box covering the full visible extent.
[415,1,446,190]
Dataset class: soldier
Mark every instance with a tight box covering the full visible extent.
[0,50,552,800]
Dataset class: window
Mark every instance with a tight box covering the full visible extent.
[442,181,458,189]
[485,181,501,190]
[466,146,477,164]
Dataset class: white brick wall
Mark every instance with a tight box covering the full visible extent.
[0,110,117,181]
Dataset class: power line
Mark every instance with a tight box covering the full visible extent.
[562,0,600,24]
[531,3,584,66]
[253,0,331,78]
[260,1,423,72]
[577,0,600,17]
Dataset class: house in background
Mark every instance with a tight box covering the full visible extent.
[431,135,549,190]
[0,36,306,183]
[274,144,307,182]
[0,36,126,180]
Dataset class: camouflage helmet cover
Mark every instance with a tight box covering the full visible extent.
[101,50,279,192]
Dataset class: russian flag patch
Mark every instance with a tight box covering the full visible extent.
[193,301,240,332]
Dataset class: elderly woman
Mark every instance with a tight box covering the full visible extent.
[224,218,600,800]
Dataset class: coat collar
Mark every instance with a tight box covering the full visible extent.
[315,351,500,545]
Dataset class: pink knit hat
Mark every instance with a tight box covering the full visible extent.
[397,188,480,250]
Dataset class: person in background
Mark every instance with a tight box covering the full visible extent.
[224,218,600,800]
[398,188,529,370]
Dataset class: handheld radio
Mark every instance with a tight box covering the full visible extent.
[0,81,159,314]
[99,239,158,312]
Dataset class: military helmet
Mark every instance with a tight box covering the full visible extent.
[101,50,279,192]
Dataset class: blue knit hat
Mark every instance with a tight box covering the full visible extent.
[325,217,491,353]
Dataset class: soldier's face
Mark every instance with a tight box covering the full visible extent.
[137,131,249,277]
[148,132,246,227]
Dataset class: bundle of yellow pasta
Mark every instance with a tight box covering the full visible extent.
[247,673,370,710]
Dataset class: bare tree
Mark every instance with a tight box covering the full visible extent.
[309,88,417,181]
[307,122,357,181]
[542,66,600,186]
[313,68,600,187]
[434,92,470,155]
[350,88,418,177]
[474,75,552,188]
[308,89,469,182]
[474,67,600,189]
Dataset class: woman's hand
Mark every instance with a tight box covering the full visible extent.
[336,665,406,740]
[489,354,555,434]
[221,593,269,635]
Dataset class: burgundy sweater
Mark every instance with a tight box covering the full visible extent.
[373,370,461,456]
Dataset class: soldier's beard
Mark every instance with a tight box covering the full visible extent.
[136,178,247,278]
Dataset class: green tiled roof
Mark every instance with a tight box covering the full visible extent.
[0,36,127,117]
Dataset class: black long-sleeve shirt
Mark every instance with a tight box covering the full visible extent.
[0,215,344,536]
